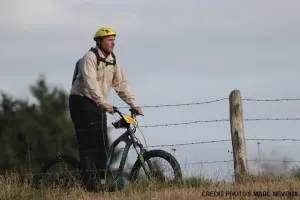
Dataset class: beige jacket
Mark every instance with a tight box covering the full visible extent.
[70,46,138,108]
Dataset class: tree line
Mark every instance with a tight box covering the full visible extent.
[0,75,119,175]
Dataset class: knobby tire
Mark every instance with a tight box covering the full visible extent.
[130,149,183,184]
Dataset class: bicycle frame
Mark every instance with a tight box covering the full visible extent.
[104,128,138,185]
[96,107,151,188]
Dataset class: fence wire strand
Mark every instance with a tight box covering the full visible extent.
[1,96,300,112]
[117,97,300,109]
[145,138,300,148]
[181,159,300,165]
[242,98,300,102]
[138,117,300,128]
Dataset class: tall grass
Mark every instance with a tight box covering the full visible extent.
[1,164,300,200]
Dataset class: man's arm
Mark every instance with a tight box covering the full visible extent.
[112,62,139,108]
[80,54,105,106]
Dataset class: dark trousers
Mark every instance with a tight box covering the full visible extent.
[69,94,109,191]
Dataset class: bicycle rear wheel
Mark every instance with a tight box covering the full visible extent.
[33,155,83,189]
[129,149,183,186]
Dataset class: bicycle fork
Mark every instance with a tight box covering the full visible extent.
[132,142,153,181]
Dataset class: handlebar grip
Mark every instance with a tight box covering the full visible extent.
[129,108,144,116]
[129,108,137,114]
[112,106,118,113]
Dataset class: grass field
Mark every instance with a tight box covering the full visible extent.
[2,171,300,200]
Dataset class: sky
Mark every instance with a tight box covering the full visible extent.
[1,0,300,181]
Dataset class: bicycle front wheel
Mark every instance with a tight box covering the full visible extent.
[33,155,83,189]
[129,149,183,186]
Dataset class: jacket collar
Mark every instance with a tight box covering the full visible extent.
[95,46,114,62]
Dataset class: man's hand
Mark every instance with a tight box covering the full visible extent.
[133,106,143,116]
[103,103,114,113]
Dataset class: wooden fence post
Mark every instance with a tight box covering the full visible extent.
[229,90,248,183]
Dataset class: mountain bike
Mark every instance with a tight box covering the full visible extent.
[33,106,183,192]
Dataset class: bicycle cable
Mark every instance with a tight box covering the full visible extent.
[118,110,149,149]
[136,126,148,149]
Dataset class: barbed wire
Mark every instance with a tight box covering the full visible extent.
[138,117,300,128]
[114,138,300,151]
[147,139,232,148]
[145,138,300,148]
[242,98,300,102]
[118,97,229,108]
[117,97,300,109]
[244,117,300,121]
[246,138,300,142]
[0,97,229,113]
[3,113,298,129]
[1,97,300,113]
[181,159,300,165]
[139,119,229,128]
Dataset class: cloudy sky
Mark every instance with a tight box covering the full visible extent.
[1,0,300,181]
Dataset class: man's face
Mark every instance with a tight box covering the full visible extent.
[100,36,115,53]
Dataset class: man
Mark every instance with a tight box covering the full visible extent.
[69,27,143,192]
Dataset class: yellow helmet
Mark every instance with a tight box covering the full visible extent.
[93,27,116,41]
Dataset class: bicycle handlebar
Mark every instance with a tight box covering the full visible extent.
[89,106,142,128]
[111,106,143,119]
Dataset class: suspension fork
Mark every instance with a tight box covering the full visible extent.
[130,135,153,180]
